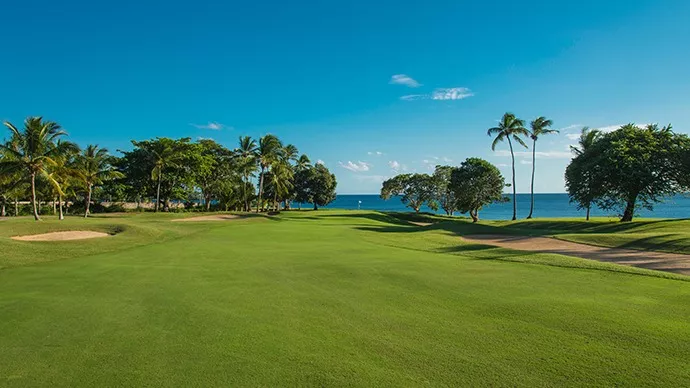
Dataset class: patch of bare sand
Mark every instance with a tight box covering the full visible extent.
[463,234,690,276]
[172,214,241,222]
[12,231,110,241]
[409,221,433,227]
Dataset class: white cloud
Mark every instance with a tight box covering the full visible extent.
[496,163,509,167]
[493,150,572,159]
[558,124,582,133]
[401,87,473,101]
[389,74,421,88]
[339,161,371,172]
[191,121,228,130]
[388,160,400,170]
[367,151,384,156]
[442,156,452,162]
[316,159,325,166]
[520,160,532,165]
[431,87,474,100]
[566,133,581,140]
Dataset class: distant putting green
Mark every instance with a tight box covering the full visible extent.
[0,211,688,386]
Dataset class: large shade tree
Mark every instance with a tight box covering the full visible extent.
[488,113,528,220]
[565,127,602,220]
[0,117,67,220]
[450,158,507,222]
[526,116,558,219]
[381,173,437,213]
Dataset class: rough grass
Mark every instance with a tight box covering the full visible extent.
[0,211,688,386]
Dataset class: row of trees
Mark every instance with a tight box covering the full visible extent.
[381,158,506,222]
[0,117,337,221]
[566,124,690,222]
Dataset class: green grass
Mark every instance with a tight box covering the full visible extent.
[0,211,689,386]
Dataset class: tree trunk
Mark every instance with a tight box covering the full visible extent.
[205,194,211,211]
[59,194,64,220]
[507,137,517,221]
[257,166,265,213]
[621,195,636,222]
[243,174,249,212]
[155,174,162,212]
[52,199,56,215]
[84,185,92,218]
[470,209,479,223]
[527,138,536,219]
[14,198,18,217]
[313,203,318,210]
[1,201,5,217]
[586,205,590,221]
[30,173,40,221]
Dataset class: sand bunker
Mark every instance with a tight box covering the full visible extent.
[409,221,433,227]
[172,214,241,222]
[463,234,690,276]
[12,231,110,241]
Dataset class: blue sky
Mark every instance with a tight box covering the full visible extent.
[2,0,689,193]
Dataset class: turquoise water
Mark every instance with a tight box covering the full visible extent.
[322,193,690,220]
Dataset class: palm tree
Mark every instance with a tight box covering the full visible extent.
[570,127,601,156]
[282,144,299,164]
[47,141,80,220]
[148,142,177,212]
[488,113,528,221]
[526,117,558,219]
[75,145,123,217]
[236,136,258,211]
[256,135,283,213]
[295,154,311,171]
[269,161,294,211]
[0,117,66,220]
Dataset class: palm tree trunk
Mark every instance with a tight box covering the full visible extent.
[527,138,536,219]
[507,137,517,221]
[53,198,57,215]
[243,174,249,212]
[30,172,40,221]
[155,174,162,212]
[14,198,18,217]
[84,185,92,218]
[586,205,590,221]
[257,166,265,213]
[1,200,5,217]
[59,194,64,220]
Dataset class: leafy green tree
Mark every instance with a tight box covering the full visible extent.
[195,139,233,211]
[450,158,506,222]
[567,124,690,222]
[526,116,558,219]
[309,164,337,210]
[0,117,67,220]
[488,112,528,220]
[432,165,458,215]
[564,127,602,220]
[75,145,123,217]
[381,173,437,213]
[256,135,283,212]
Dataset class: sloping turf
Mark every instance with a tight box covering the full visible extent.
[0,211,688,386]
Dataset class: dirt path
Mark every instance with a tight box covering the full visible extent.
[463,234,690,276]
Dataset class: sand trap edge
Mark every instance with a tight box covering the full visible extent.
[11,231,111,242]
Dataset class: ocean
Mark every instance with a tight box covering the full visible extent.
[322,193,690,220]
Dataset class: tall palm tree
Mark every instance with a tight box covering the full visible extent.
[269,161,294,211]
[0,117,66,220]
[148,142,177,212]
[75,145,123,217]
[488,113,528,221]
[256,134,283,213]
[47,141,80,220]
[526,116,558,219]
[236,136,258,211]
[570,127,601,156]
[282,144,299,164]
[295,154,311,171]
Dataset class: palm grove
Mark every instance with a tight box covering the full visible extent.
[382,113,690,222]
[0,117,337,221]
